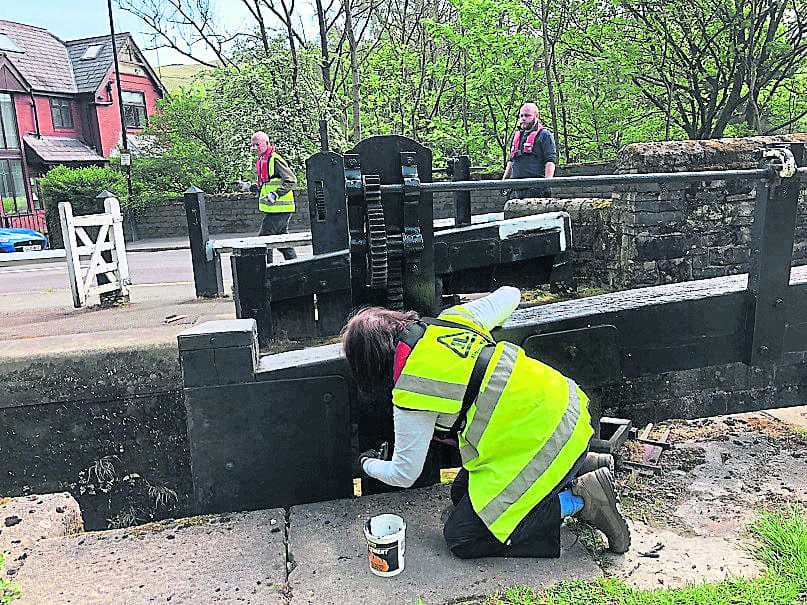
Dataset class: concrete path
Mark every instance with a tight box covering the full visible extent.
[3,410,807,604]
[5,485,600,605]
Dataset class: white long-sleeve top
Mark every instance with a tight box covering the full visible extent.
[363,286,521,487]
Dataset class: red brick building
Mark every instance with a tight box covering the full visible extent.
[0,20,165,230]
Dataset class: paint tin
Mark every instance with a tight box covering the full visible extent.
[364,514,406,577]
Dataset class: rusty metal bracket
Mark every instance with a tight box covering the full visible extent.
[400,151,421,205]
[589,416,632,454]
[624,423,671,477]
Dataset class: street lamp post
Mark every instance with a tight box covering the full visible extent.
[106,0,137,241]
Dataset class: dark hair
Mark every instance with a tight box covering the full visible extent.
[341,307,420,394]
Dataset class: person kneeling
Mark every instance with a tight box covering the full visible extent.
[342,286,631,558]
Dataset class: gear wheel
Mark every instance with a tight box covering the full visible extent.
[363,175,388,289]
[386,232,404,310]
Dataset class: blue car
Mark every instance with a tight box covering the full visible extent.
[0,228,49,253]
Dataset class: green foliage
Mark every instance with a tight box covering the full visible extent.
[123,0,807,178]
[39,165,127,248]
[39,165,126,215]
[476,506,807,604]
[145,42,326,189]
[0,555,20,603]
[146,89,244,189]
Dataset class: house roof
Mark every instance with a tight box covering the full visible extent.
[0,21,77,93]
[0,21,165,97]
[65,34,130,94]
[24,135,106,163]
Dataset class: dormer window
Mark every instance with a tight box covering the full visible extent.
[81,44,104,60]
[0,34,22,53]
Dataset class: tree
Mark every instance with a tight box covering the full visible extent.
[617,0,807,138]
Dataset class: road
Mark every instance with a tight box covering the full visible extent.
[0,249,203,295]
[0,242,318,295]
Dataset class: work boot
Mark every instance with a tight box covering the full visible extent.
[571,467,631,554]
[440,503,456,525]
[577,452,614,476]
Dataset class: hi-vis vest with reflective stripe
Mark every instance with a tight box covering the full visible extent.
[258,153,295,213]
[392,305,593,543]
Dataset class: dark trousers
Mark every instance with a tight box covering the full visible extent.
[507,186,551,200]
[443,450,587,559]
[258,212,297,263]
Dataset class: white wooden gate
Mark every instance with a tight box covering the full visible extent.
[58,196,131,308]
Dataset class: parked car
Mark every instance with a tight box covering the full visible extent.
[0,228,49,253]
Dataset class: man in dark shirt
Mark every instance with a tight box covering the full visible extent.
[503,103,557,199]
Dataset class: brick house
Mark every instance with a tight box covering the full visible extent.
[0,20,165,231]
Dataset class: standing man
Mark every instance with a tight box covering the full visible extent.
[503,103,557,199]
[251,131,297,262]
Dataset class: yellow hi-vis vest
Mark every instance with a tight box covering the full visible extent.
[392,305,593,542]
[259,153,295,213]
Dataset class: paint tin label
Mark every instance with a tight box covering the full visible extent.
[367,539,400,574]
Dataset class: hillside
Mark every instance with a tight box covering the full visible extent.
[156,63,216,92]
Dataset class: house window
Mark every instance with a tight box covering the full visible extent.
[122,91,147,129]
[50,98,74,129]
[0,34,22,53]
[0,94,19,150]
[81,44,104,60]
[0,159,28,213]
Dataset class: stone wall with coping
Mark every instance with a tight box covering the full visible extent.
[506,135,807,289]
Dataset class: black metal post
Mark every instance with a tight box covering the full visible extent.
[183,186,223,298]
[380,168,774,193]
[452,155,471,227]
[231,246,271,343]
[746,144,804,364]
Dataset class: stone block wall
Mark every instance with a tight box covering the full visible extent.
[611,136,807,289]
[595,352,807,427]
[503,197,618,287]
[506,135,807,289]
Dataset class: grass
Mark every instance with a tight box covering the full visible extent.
[521,285,611,306]
[155,63,216,92]
[444,505,807,605]
[0,555,20,603]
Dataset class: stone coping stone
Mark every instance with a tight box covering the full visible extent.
[288,483,600,605]
[177,319,258,351]
[0,492,83,574]
[10,509,287,605]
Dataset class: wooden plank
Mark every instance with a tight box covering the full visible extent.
[210,233,313,254]
[88,281,124,296]
[58,202,84,308]
[77,242,114,255]
[105,197,130,298]
[82,222,111,295]
[73,214,114,227]
[208,214,506,254]
[497,273,762,380]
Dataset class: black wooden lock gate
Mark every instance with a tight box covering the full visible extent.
[178,141,807,516]
[230,135,574,343]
